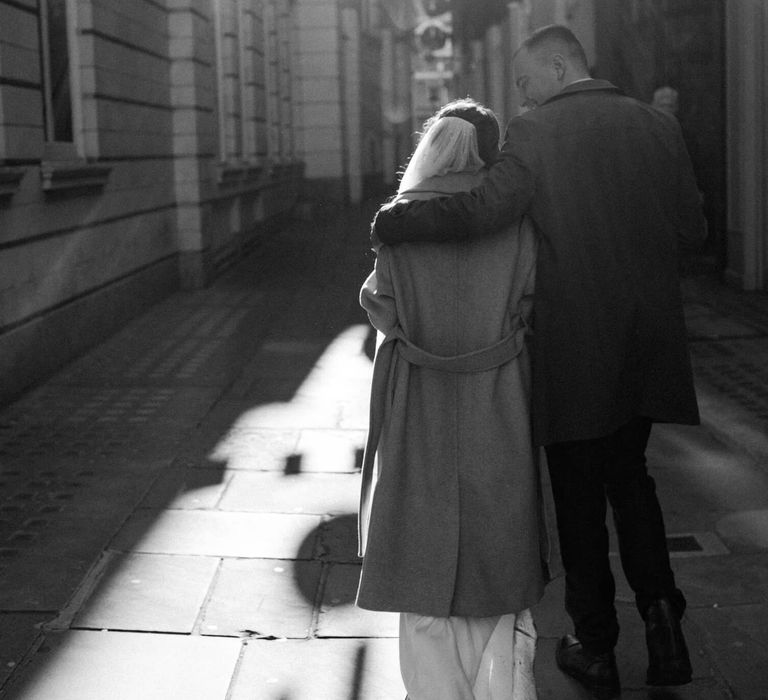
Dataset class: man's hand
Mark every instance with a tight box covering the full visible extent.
[370,200,406,247]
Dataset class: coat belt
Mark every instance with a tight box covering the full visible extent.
[358,315,528,556]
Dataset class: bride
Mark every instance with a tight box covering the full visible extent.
[356,98,559,700]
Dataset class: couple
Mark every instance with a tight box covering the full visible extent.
[357,25,706,700]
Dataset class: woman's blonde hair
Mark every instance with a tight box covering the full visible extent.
[397,99,500,194]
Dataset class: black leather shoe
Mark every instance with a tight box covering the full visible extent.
[645,598,692,686]
[556,634,621,699]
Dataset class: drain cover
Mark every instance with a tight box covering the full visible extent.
[666,535,703,552]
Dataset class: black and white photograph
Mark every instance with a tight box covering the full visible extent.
[0,1,766,698]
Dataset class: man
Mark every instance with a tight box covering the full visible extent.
[372,24,705,700]
[651,85,680,115]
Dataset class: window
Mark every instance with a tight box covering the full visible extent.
[214,0,265,166]
[38,0,76,145]
[37,0,111,190]
[264,0,294,164]
[263,0,279,162]
[214,0,244,162]
[361,0,381,32]
[213,0,293,171]
[37,0,109,188]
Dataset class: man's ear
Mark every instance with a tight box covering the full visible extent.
[552,53,566,81]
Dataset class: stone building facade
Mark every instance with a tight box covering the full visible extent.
[0,0,402,404]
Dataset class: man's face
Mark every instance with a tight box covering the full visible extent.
[512,48,562,111]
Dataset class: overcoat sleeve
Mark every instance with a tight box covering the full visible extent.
[371,118,537,246]
[359,248,397,336]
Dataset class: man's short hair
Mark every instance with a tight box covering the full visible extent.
[519,24,588,70]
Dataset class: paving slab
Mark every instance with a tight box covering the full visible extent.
[228,637,403,700]
[210,396,341,430]
[138,467,231,509]
[0,460,161,547]
[47,304,267,386]
[0,401,187,463]
[110,509,321,559]
[236,342,331,381]
[317,512,362,563]
[293,373,372,404]
[73,552,220,633]
[693,362,768,463]
[40,465,161,516]
[294,428,367,472]
[715,508,768,552]
[338,396,373,429]
[167,285,270,309]
[227,374,305,402]
[684,304,762,339]
[687,603,768,699]
[1,385,220,432]
[0,614,49,688]
[669,552,768,607]
[200,558,321,638]
[0,484,157,610]
[682,278,768,336]
[196,425,301,471]
[218,471,359,514]
[3,630,241,700]
[648,425,768,515]
[0,551,101,611]
[317,563,399,638]
[617,681,732,699]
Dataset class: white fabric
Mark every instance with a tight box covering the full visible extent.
[399,610,538,700]
[398,116,485,194]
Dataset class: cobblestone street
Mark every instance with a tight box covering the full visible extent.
[1,205,768,699]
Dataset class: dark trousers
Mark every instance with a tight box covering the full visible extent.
[545,416,686,653]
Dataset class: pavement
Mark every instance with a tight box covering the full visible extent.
[1,203,767,699]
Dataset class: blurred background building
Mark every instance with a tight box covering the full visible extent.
[0,0,766,405]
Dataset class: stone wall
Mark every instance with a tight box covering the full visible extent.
[0,0,303,404]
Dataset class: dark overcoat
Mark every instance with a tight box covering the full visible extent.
[356,171,559,618]
[373,80,707,445]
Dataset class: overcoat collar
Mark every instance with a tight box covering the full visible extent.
[543,78,623,106]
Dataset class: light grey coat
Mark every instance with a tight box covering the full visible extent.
[357,171,559,618]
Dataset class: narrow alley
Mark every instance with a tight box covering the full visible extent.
[0,204,767,699]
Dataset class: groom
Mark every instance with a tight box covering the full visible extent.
[372,24,705,699]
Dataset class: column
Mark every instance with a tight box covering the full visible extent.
[725,0,768,289]
[168,0,217,288]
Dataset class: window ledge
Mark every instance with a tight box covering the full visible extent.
[41,160,112,193]
[270,161,304,181]
[0,167,25,198]
[217,163,264,188]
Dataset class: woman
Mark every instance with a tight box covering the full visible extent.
[357,99,559,699]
